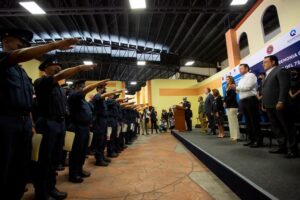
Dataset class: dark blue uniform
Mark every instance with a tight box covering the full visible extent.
[105,99,119,156]
[68,91,93,178]
[117,104,126,149]
[91,93,108,163]
[0,53,33,200]
[33,75,67,198]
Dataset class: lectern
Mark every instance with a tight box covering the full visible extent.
[172,105,186,131]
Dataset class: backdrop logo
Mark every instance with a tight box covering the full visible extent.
[266,45,274,54]
[290,29,297,37]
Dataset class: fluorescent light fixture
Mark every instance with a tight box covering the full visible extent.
[130,81,137,85]
[19,1,46,15]
[66,81,73,85]
[185,61,195,66]
[129,0,146,9]
[137,61,146,66]
[230,0,248,6]
[83,61,93,65]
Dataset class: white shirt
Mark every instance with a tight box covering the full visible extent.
[265,67,275,79]
[236,72,257,100]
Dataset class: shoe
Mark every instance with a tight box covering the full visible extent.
[250,142,264,148]
[49,188,68,200]
[107,152,119,158]
[95,160,109,167]
[80,170,91,178]
[243,142,254,146]
[104,157,111,163]
[34,195,56,200]
[285,152,298,159]
[56,164,65,171]
[69,175,84,183]
[269,148,286,154]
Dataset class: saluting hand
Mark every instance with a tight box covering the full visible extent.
[78,64,97,71]
[114,89,124,93]
[54,38,79,50]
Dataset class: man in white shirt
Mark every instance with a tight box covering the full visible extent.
[236,64,263,147]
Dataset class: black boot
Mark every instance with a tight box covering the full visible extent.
[95,159,109,166]
[107,151,119,158]
[104,157,111,163]
[49,187,68,200]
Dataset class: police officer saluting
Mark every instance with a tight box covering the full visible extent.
[0,28,79,200]
[91,87,123,166]
[33,57,95,200]
[68,79,109,183]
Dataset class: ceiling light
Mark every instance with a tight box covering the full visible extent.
[230,0,248,6]
[66,81,73,85]
[83,61,93,65]
[19,1,46,15]
[129,0,146,9]
[130,81,137,85]
[137,61,146,66]
[185,61,195,66]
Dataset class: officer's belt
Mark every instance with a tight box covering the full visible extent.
[0,110,30,117]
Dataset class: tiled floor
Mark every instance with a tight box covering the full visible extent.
[23,133,239,200]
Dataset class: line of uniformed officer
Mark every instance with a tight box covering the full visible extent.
[0,28,84,200]
[0,28,143,200]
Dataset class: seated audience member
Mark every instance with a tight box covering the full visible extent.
[161,109,169,128]
[212,89,225,138]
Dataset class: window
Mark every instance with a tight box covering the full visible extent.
[262,5,281,42]
[239,32,250,59]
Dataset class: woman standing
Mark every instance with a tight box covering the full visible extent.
[212,89,225,138]
[224,76,240,141]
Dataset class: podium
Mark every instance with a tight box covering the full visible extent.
[173,105,186,131]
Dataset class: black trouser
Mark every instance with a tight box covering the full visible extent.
[185,117,192,131]
[206,113,216,134]
[151,120,158,134]
[267,107,298,152]
[106,117,118,155]
[93,118,107,162]
[0,115,32,200]
[241,96,262,143]
[69,124,90,177]
[33,118,66,199]
[124,122,131,144]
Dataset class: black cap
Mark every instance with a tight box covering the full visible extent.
[113,93,121,99]
[0,28,33,47]
[39,57,62,71]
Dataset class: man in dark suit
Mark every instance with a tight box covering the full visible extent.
[204,88,216,135]
[182,97,192,131]
[262,55,298,158]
